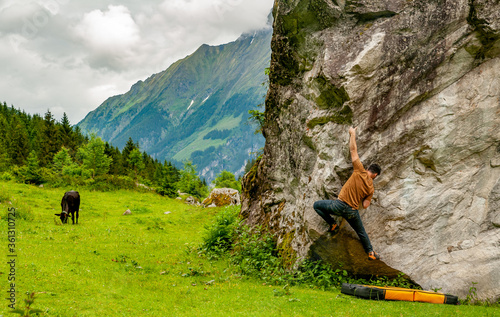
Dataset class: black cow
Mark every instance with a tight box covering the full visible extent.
[55,191,80,224]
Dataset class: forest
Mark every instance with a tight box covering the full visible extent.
[0,102,211,199]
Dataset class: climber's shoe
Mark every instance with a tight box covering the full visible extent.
[368,251,380,261]
[328,222,340,235]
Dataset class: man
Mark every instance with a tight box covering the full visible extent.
[313,127,381,261]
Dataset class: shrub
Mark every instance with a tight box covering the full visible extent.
[213,170,241,192]
[230,225,282,280]
[156,186,177,198]
[0,171,13,181]
[200,206,240,256]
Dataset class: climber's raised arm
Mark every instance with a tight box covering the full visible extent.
[349,127,359,163]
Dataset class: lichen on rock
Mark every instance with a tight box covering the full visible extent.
[203,188,241,207]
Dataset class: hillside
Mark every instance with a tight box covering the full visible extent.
[78,26,272,181]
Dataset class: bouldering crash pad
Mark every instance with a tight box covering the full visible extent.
[341,283,459,305]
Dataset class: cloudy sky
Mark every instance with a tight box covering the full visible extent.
[0,0,274,124]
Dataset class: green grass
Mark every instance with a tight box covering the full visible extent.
[172,114,243,162]
[0,181,498,316]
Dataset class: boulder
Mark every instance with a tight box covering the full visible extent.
[242,0,500,301]
[203,188,241,207]
[185,196,198,205]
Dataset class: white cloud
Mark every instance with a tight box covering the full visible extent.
[74,5,141,70]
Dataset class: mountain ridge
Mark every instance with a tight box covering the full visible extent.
[78,25,272,180]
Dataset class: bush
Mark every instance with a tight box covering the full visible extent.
[213,170,241,192]
[0,171,13,181]
[230,225,282,281]
[156,186,177,198]
[200,206,240,256]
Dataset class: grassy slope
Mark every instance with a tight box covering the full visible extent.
[0,181,497,316]
[172,114,244,162]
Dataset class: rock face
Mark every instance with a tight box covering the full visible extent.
[203,188,241,207]
[242,0,500,300]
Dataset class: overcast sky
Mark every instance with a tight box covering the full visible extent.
[0,0,274,124]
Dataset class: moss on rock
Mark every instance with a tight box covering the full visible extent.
[271,0,340,85]
[307,105,353,129]
[311,76,350,110]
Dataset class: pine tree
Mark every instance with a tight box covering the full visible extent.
[0,115,11,171]
[8,116,29,166]
[27,114,44,155]
[59,112,76,154]
[24,151,42,184]
[155,161,180,197]
[73,126,88,150]
[105,143,123,175]
[39,110,62,167]
[122,137,139,172]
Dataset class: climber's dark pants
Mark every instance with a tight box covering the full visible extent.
[313,199,373,254]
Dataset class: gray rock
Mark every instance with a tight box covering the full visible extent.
[242,0,500,301]
[184,196,202,206]
[123,209,132,215]
[491,156,500,168]
[203,188,241,207]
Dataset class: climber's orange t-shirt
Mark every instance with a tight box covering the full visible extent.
[338,159,374,209]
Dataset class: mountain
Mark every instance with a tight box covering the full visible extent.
[78,25,272,181]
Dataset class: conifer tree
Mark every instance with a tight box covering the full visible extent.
[73,126,88,150]
[27,114,44,155]
[105,142,123,175]
[8,116,29,166]
[142,151,157,181]
[0,115,11,171]
[39,110,62,167]
[122,137,139,172]
[59,112,76,154]
[24,151,42,184]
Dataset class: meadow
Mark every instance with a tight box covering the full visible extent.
[1,181,498,316]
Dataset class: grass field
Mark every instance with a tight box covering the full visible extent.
[0,181,498,316]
